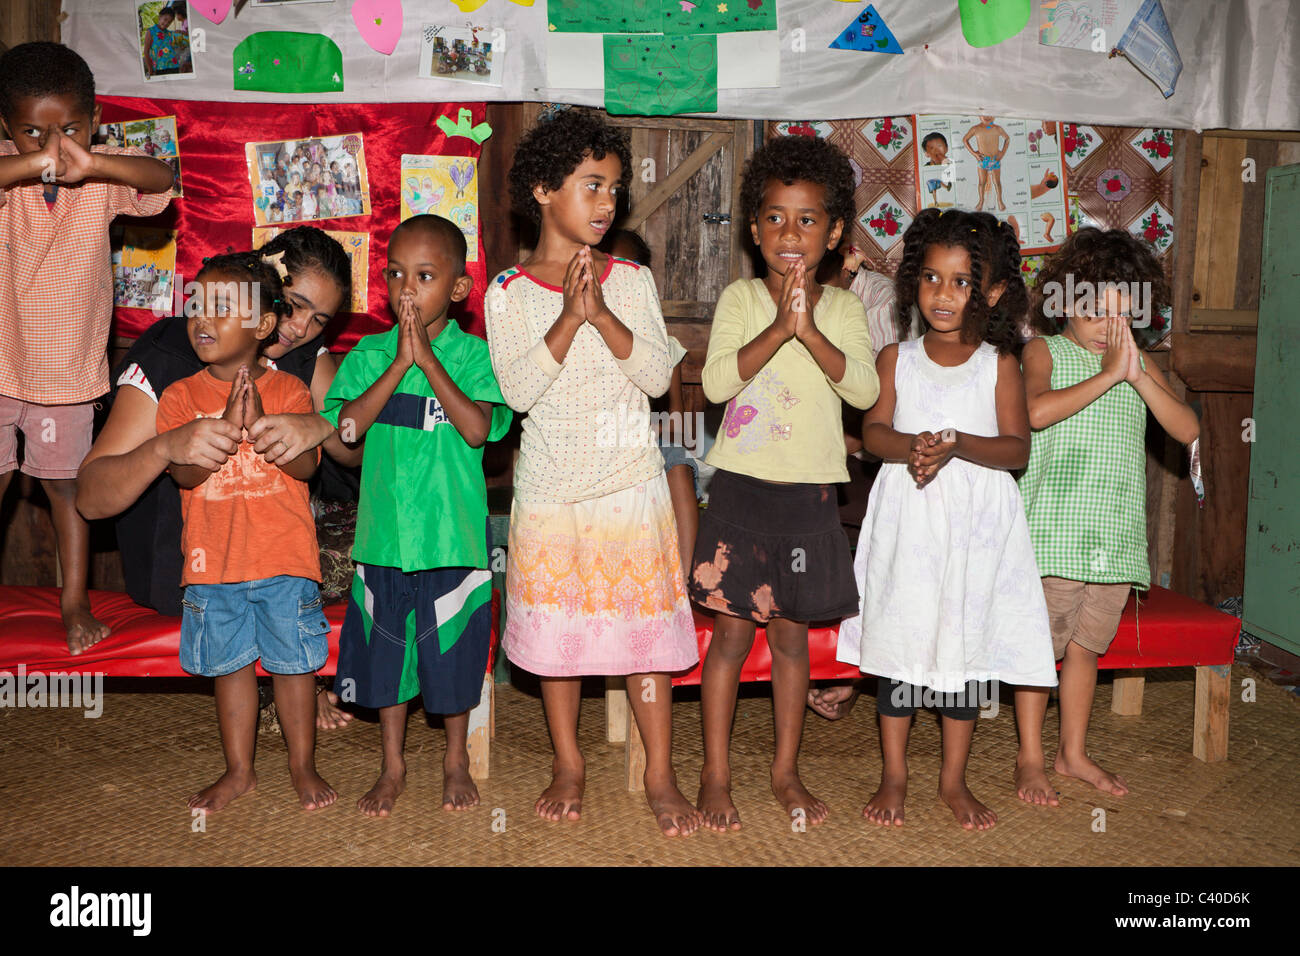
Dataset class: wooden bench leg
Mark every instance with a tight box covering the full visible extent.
[1193,664,1231,763]
[467,674,493,780]
[606,677,628,743]
[625,703,646,792]
[1111,671,1146,715]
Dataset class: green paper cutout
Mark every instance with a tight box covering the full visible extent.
[548,0,661,33]
[957,0,1030,48]
[233,32,345,93]
[437,108,494,144]
[603,34,717,117]
[660,0,775,36]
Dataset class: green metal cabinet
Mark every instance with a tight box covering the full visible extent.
[1244,163,1300,655]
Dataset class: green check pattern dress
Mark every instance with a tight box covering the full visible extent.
[1019,334,1150,588]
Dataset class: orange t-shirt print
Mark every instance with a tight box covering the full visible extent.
[156,367,321,586]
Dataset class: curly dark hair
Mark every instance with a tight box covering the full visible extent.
[740,134,856,231]
[894,207,1027,354]
[508,108,632,225]
[1029,227,1169,335]
[195,252,291,330]
[0,42,96,122]
[259,225,352,307]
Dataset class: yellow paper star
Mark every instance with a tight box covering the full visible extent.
[548,22,556,30]
[717,2,727,10]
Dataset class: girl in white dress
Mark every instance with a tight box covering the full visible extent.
[838,208,1056,830]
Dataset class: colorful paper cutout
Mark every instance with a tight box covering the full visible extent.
[233,32,345,93]
[603,34,717,116]
[192,0,234,24]
[351,0,404,56]
[399,155,480,262]
[829,4,902,53]
[546,0,661,34]
[660,0,775,34]
[254,228,370,313]
[436,108,493,143]
[958,0,1031,48]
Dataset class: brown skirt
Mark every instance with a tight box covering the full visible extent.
[689,469,859,624]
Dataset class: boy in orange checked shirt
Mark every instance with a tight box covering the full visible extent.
[0,42,173,653]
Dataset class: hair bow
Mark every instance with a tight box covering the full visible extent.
[262,249,290,283]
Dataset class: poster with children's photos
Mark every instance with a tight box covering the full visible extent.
[100,116,183,197]
[419,25,504,86]
[112,225,178,312]
[399,155,479,262]
[245,134,371,227]
[137,2,195,82]
[913,114,1070,255]
[253,227,370,314]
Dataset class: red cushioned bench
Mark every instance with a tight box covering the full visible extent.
[609,587,1240,789]
[0,586,498,778]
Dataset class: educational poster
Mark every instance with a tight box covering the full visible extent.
[98,115,183,196]
[1038,0,1142,51]
[604,34,718,116]
[136,2,194,81]
[399,155,480,262]
[660,0,777,34]
[913,114,1069,254]
[547,0,660,33]
[112,226,177,312]
[418,24,504,86]
[253,227,370,314]
[245,134,371,227]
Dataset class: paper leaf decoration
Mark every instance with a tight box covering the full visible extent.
[233,33,345,94]
[192,0,233,24]
[958,0,1031,48]
[351,0,404,56]
[436,108,494,143]
[829,4,903,53]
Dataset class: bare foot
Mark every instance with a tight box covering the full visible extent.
[358,763,405,817]
[1014,759,1060,807]
[63,603,110,656]
[290,764,337,811]
[188,767,256,812]
[940,778,997,830]
[772,768,828,826]
[807,682,860,721]
[535,759,583,821]
[697,769,741,832]
[315,687,354,731]
[645,769,702,837]
[442,755,480,811]
[1055,751,1129,796]
[863,771,907,827]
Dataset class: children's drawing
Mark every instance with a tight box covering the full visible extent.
[399,155,481,262]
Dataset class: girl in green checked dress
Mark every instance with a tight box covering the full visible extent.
[1015,229,1199,806]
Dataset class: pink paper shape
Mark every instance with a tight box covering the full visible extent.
[351,0,404,56]
[191,0,233,24]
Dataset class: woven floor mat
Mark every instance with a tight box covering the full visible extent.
[0,665,1295,866]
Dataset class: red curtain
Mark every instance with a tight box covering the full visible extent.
[100,97,488,350]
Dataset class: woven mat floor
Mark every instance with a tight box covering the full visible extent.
[1,665,1296,866]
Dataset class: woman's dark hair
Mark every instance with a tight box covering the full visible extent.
[258,225,352,308]
[0,42,96,121]
[894,207,1027,354]
[195,252,291,332]
[740,134,856,231]
[1029,227,1169,336]
[601,228,652,268]
[508,108,632,224]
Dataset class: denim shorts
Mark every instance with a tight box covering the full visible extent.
[180,575,330,677]
[660,442,701,499]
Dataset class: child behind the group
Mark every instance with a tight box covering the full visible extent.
[156,252,334,813]
[838,207,1057,830]
[486,108,701,837]
[0,42,174,655]
[691,134,879,832]
[322,215,510,817]
[1014,228,1199,806]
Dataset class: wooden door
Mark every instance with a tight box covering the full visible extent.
[1243,163,1300,654]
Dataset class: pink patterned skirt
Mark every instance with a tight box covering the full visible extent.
[504,474,699,677]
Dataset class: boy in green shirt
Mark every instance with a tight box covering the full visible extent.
[322,216,510,817]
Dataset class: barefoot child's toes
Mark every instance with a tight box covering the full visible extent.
[772,770,828,825]
[291,766,337,811]
[535,763,583,822]
[187,769,256,812]
[358,767,405,817]
[63,606,110,656]
[697,774,741,832]
[941,781,997,830]
[1055,752,1129,795]
[863,774,907,827]
[1014,761,1060,807]
[646,771,702,837]
[315,687,354,731]
[442,762,480,811]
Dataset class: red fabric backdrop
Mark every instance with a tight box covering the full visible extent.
[99,97,488,349]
